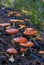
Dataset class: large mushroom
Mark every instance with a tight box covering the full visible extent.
[6,28,19,35]
[23,28,38,36]
[6,28,19,42]
[23,28,38,41]
[13,36,28,49]
[13,36,28,52]
[13,36,28,43]
[6,48,18,62]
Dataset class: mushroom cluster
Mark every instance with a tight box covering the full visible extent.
[0,7,44,65]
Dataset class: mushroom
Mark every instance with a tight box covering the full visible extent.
[7,11,20,17]
[19,41,34,47]
[24,18,29,21]
[26,28,33,31]
[38,51,44,54]
[23,29,38,36]
[38,51,44,65]
[23,28,33,36]
[13,36,28,51]
[6,28,19,42]
[20,41,34,53]
[13,36,28,43]
[0,23,11,30]
[10,19,24,27]
[20,48,27,57]
[23,28,38,41]
[10,19,24,23]
[29,30,38,36]
[0,23,10,27]
[6,28,19,34]
[36,36,42,41]
[15,13,21,17]
[18,24,26,29]
[6,48,17,62]
[19,41,34,54]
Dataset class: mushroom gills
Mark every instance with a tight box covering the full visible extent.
[9,55,14,62]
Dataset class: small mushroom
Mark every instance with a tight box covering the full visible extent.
[26,28,33,31]
[6,48,17,62]
[19,24,26,29]
[7,11,19,17]
[36,36,42,41]
[13,36,28,43]
[38,50,44,65]
[38,51,44,54]
[0,23,11,31]
[15,13,21,17]
[24,18,29,21]
[20,48,27,57]
[0,23,10,27]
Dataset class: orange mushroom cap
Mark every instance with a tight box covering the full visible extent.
[6,28,19,34]
[19,24,26,29]
[0,23,10,27]
[26,28,33,31]
[6,48,17,54]
[19,24,26,27]
[23,30,38,36]
[38,51,44,54]
[7,11,20,17]
[13,36,28,43]
[19,41,34,47]
[20,48,27,53]
[10,19,24,23]
[29,30,38,35]
[15,13,21,16]
[36,36,42,40]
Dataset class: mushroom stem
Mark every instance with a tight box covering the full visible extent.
[22,53,25,57]
[12,34,14,43]
[13,23,15,27]
[18,26,26,29]
[9,55,14,62]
